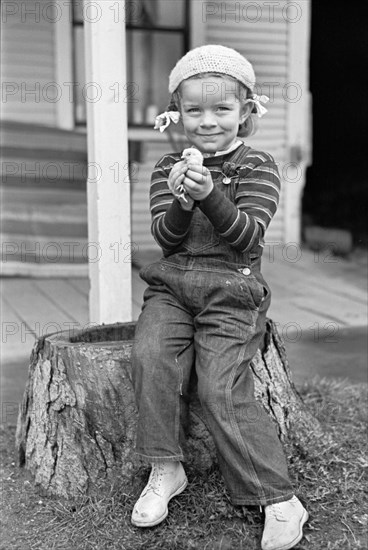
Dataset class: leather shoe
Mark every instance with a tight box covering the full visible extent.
[131,461,187,528]
[261,495,309,550]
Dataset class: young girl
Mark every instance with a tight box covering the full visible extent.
[131,45,308,550]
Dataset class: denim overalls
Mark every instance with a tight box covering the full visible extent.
[131,148,294,506]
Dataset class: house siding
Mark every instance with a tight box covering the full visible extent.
[1,0,56,126]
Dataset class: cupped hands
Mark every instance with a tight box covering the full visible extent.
[182,163,214,202]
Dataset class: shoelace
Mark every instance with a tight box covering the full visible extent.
[267,503,288,522]
[141,464,165,497]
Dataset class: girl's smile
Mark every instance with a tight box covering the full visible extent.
[180,76,248,153]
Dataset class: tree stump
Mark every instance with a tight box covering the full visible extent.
[16,320,323,498]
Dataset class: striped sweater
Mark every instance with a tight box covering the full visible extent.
[150,144,281,255]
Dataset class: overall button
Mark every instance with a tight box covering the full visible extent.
[242,267,251,275]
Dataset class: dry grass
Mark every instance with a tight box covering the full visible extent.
[1,377,367,550]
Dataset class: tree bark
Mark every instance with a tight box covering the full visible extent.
[16,320,323,498]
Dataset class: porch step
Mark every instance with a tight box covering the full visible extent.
[1,122,88,276]
[1,120,87,153]
[1,200,88,238]
[0,261,88,278]
[1,232,88,262]
[1,186,87,207]
[1,121,87,187]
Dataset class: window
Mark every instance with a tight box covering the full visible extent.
[71,0,190,127]
[126,0,190,126]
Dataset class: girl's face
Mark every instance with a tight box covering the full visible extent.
[179,76,249,153]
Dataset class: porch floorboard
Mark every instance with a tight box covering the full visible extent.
[1,247,366,413]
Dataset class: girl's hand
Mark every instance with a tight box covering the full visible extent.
[183,164,214,201]
[168,161,195,210]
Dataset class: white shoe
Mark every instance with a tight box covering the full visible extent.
[261,496,309,550]
[131,462,188,528]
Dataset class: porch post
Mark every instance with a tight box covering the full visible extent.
[284,0,312,244]
[54,0,74,129]
[83,0,132,323]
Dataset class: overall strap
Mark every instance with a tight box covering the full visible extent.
[221,143,252,203]
[221,143,252,178]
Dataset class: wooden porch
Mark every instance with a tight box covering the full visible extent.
[1,246,367,419]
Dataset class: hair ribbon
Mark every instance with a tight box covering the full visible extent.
[154,94,269,132]
[246,94,270,117]
[154,111,180,132]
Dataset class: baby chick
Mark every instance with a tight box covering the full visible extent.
[176,148,204,202]
[181,148,204,165]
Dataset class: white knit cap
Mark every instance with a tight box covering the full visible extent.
[169,44,256,94]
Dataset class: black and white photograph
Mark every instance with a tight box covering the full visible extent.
[1,1,367,549]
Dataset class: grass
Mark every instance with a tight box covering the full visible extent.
[1,377,367,550]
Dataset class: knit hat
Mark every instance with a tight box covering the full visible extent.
[169,44,256,94]
[154,44,269,132]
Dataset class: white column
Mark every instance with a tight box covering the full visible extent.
[84,0,132,323]
[54,0,74,130]
[284,0,312,244]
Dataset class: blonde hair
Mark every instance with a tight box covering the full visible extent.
[167,73,258,138]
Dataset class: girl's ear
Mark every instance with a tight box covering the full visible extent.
[239,102,252,124]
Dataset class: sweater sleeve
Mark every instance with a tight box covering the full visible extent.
[150,157,195,253]
[199,152,281,253]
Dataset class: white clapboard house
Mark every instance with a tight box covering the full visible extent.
[1,0,311,319]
